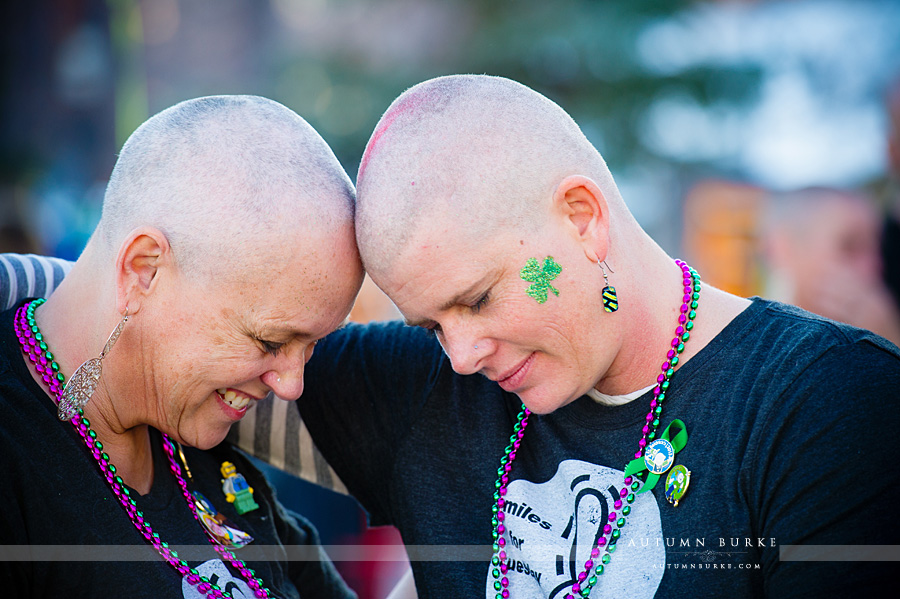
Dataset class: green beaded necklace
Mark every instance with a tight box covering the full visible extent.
[489,260,700,598]
[15,299,273,599]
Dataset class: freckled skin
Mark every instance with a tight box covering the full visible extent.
[377,218,614,415]
[121,239,362,450]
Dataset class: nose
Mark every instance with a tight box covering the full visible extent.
[440,321,488,376]
[261,342,315,400]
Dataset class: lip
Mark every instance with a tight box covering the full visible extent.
[496,353,535,393]
[215,388,260,421]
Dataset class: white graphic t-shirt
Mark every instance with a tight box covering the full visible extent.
[182,559,254,598]
[485,460,664,598]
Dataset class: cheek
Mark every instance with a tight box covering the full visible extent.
[208,354,267,386]
[502,298,576,350]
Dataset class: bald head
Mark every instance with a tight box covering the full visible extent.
[356,75,628,276]
[98,95,355,280]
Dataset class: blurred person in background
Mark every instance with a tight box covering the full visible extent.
[0,95,362,598]
[760,186,900,345]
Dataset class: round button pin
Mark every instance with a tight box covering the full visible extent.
[644,439,675,475]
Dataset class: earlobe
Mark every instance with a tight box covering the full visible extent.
[115,227,171,314]
[552,175,611,262]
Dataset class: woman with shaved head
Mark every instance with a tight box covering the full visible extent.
[0,96,362,597]
[292,75,899,597]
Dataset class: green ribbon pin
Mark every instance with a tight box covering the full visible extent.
[624,419,688,495]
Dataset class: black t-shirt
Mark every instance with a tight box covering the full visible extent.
[300,298,900,598]
[0,303,356,599]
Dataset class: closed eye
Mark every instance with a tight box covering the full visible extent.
[257,338,285,356]
[469,292,489,314]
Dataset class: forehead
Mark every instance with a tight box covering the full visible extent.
[377,223,512,312]
[205,238,361,336]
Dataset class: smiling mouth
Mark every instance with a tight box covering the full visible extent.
[216,388,252,411]
[496,353,535,390]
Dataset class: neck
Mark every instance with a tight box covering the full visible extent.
[594,232,750,396]
[25,249,156,494]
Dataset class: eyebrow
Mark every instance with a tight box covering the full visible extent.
[403,275,492,328]
[254,323,317,341]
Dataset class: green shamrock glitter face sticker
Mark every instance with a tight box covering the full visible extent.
[520,256,562,303]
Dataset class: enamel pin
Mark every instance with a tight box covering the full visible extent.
[664,464,691,507]
[644,439,675,475]
[193,491,254,548]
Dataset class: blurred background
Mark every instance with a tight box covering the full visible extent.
[4,0,900,595]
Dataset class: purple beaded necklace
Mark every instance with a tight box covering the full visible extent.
[15,299,274,599]
[489,259,700,598]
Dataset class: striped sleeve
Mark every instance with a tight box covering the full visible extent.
[0,253,346,494]
[0,253,74,310]
[227,395,347,494]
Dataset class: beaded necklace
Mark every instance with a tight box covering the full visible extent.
[489,259,700,598]
[14,299,274,599]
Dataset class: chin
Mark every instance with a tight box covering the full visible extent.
[517,386,575,415]
[178,427,231,451]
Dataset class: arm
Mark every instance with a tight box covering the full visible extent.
[228,322,446,511]
[0,253,73,310]
[293,321,445,525]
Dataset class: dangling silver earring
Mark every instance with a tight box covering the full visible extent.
[58,308,129,421]
[598,260,619,313]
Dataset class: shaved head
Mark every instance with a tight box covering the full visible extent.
[48,95,364,451]
[356,75,627,276]
[98,95,355,280]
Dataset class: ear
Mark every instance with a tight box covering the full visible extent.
[551,175,611,263]
[114,227,173,315]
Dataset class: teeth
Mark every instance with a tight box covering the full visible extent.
[217,388,227,394]
[219,389,251,410]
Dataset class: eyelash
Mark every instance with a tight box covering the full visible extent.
[258,339,285,356]
[422,292,489,336]
[470,292,490,313]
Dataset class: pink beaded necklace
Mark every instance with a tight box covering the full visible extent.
[489,259,700,598]
[15,299,274,599]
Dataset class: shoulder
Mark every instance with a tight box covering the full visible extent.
[685,298,899,430]
[709,300,900,441]
[712,297,899,371]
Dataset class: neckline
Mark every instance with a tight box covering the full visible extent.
[585,383,655,406]
[555,296,766,430]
